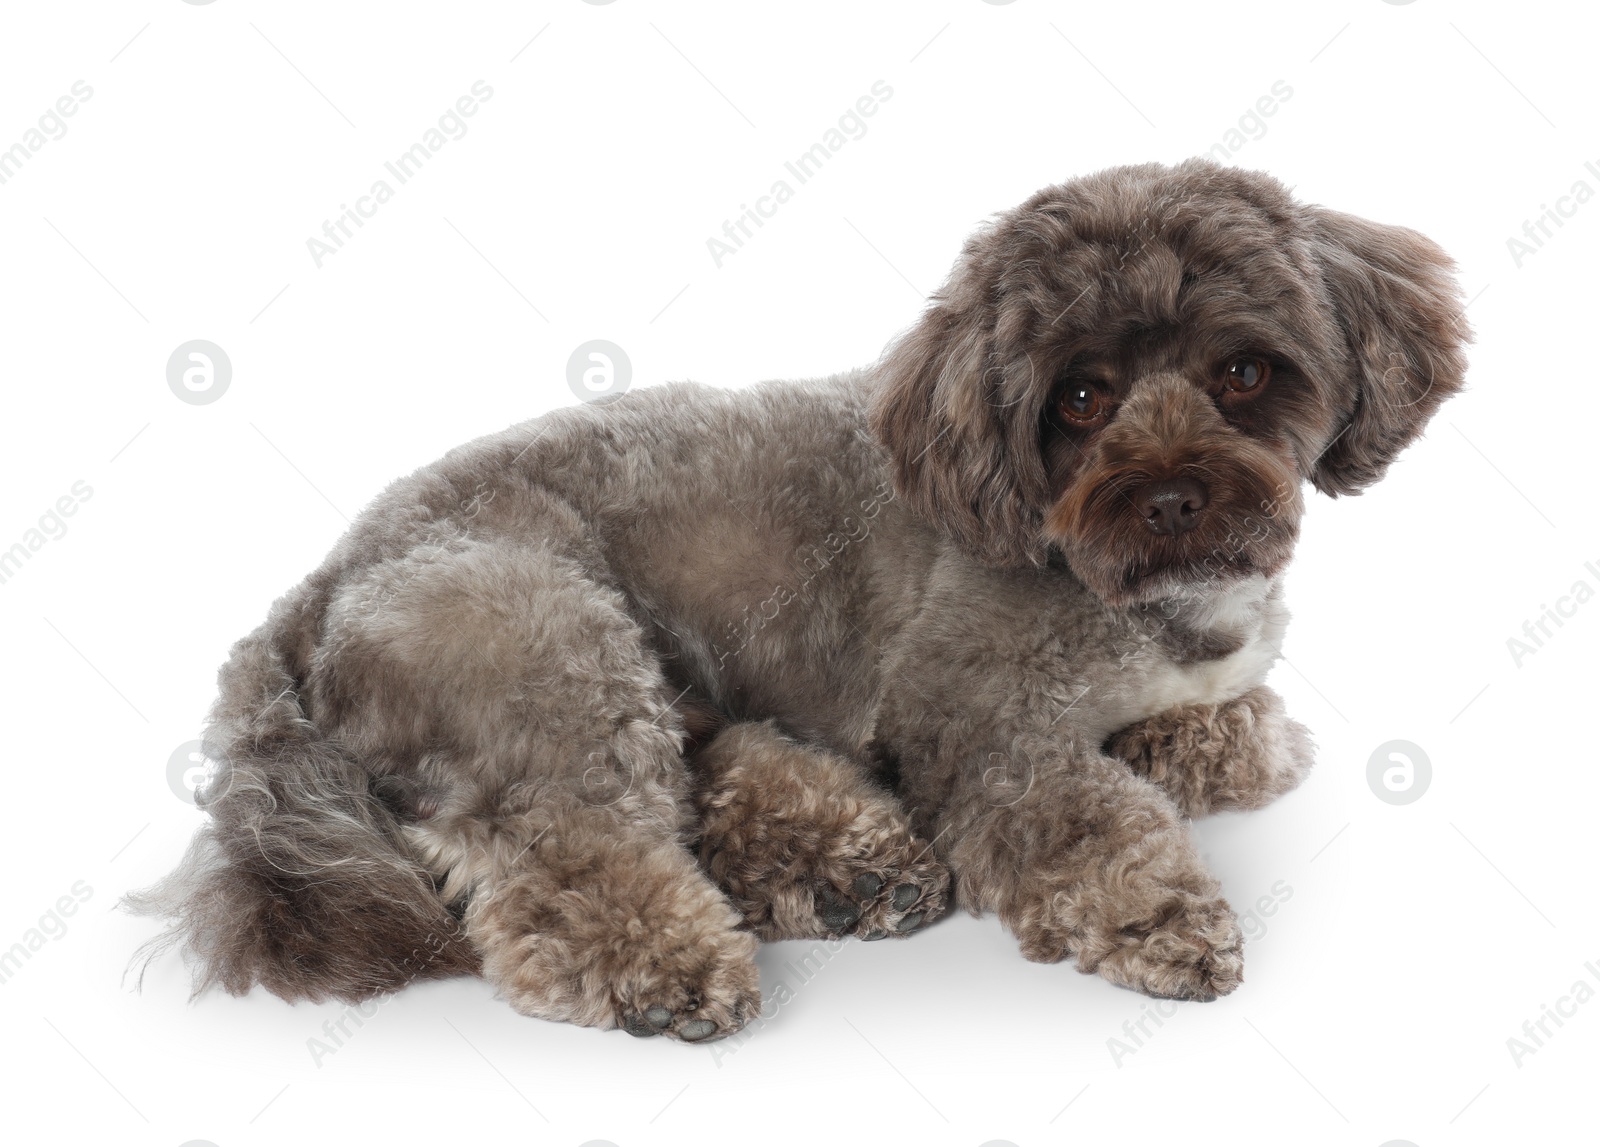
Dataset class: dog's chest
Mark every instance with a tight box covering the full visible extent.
[1080,584,1287,742]
[1129,630,1279,720]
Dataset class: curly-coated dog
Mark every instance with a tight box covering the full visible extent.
[129,159,1468,1042]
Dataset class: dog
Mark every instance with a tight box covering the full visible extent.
[129,158,1468,1042]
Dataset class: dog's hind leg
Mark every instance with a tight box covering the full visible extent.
[452,799,761,1041]
[690,722,949,942]
[319,531,759,1041]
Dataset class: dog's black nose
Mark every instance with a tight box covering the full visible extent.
[1135,477,1208,537]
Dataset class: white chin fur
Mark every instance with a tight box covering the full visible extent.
[1085,573,1288,744]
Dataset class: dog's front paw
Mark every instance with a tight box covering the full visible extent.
[1085,896,1243,1002]
[1108,686,1315,816]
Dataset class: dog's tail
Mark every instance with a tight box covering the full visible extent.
[124,592,479,1004]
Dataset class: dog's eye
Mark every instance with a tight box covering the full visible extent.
[1222,357,1271,393]
[1058,383,1106,424]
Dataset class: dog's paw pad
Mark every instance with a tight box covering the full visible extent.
[853,872,885,899]
[623,1007,723,1042]
[841,845,949,939]
[815,864,942,940]
[613,933,759,1043]
[816,886,863,931]
[624,1004,687,1038]
[620,997,745,1043]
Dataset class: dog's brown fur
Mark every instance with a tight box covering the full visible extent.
[693,722,948,942]
[128,159,1468,1040]
[1108,686,1316,817]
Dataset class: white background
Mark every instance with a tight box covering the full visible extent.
[1,1,1595,1145]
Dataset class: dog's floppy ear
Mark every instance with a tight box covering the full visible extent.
[1304,206,1471,496]
[870,290,1046,568]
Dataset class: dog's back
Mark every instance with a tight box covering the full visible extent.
[126,371,914,1005]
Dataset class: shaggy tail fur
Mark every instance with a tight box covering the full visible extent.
[125,599,479,1003]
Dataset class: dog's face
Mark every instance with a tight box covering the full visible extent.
[871,159,1470,606]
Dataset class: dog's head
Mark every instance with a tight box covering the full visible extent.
[870,159,1470,606]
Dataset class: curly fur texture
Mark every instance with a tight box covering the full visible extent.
[124,615,480,1002]
[693,722,949,942]
[128,159,1468,1039]
[1107,685,1316,817]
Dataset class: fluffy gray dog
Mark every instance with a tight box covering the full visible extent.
[130,159,1468,1043]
